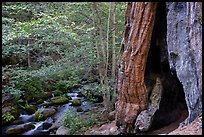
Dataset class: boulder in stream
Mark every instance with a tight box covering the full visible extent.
[5,123,35,135]
[42,122,53,130]
[56,126,70,135]
[71,99,81,106]
[76,107,83,112]
[34,108,57,121]
[51,96,70,105]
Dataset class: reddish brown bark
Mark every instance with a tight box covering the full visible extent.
[115,2,157,133]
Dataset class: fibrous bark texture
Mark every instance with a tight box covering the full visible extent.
[115,2,157,134]
[166,2,202,125]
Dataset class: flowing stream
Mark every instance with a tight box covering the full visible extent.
[2,88,97,135]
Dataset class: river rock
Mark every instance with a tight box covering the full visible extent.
[166,2,202,124]
[42,122,52,130]
[6,126,25,135]
[50,96,70,105]
[135,77,162,132]
[87,121,119,135]
[5,123,35,135]
[48,118,62,131]
[65,94,72,100]
[76,107,83,112]
[13,118,24,125]
[71,99,81,106]
[34,108,57,121]
[56,126,70,135]
[24,123,35,130]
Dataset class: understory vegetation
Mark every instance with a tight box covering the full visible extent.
[61,107,98,135]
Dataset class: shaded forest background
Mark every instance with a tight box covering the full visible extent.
[2,2,126,109]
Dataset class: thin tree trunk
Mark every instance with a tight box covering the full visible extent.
[115,2,157,134]
[95,32,102,84]
[111,2,117,107]
[27,40,31,68]
[93,3,106,85]
[92,7,103,85]
[103,2,112,110]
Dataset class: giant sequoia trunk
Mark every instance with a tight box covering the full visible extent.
[116,2,202,135]
[115,2,157,134]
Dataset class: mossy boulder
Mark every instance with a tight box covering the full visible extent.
[5,123,35,135]
[65,94,72,100]
[50,96,70,105]
[34,108,56,121]
[42,122,52,130]
[71,99,81,106]
[24,104,37,115]
[13,118,24,125]
[76,107,83,112]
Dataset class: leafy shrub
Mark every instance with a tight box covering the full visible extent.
[2,112,15,122]
[61,107,97,135]
[2,86,23,101]
[81,83,103,102]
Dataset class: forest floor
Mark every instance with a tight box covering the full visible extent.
[78,107,202,135]
[167,115,202,135]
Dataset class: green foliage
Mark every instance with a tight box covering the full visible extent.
[52,80,71,91]
[81,83,106,103]
[81,87,99,102]
[15,77,44,94]
[2,86,23,101]
[2,112,15,122]
[61,107,97,135]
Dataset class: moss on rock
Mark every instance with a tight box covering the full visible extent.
[71,99,81,106]
[34,108,56,121]
[50,96,70,105]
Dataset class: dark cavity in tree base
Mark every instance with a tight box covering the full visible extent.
[144,2,188,131]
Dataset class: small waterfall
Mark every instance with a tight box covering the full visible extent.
[19,114,35,122]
